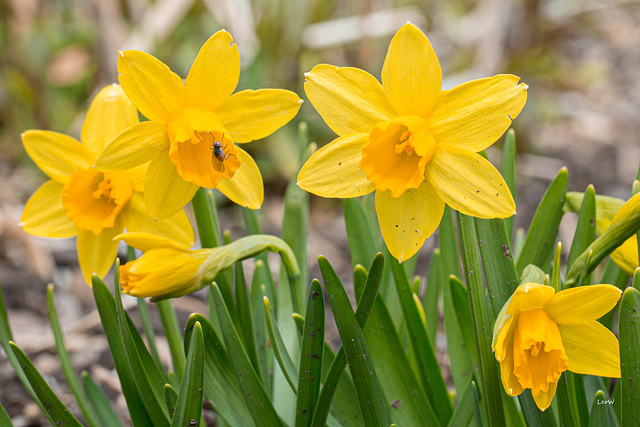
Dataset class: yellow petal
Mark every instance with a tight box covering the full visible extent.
[94,121,169,171]
[610,236,638,276]
[20,180,77,238]
[495,325,525,397]
[532,380,558,412]
[216,147,263,209]
[77,219,123,285]
[375,181,445,262]
[118,50,186,123]
[381,22,441,117]
[428,75,528,152]
[507,283,555,314]
[304,64,396,136]
[114,231,190,252]
[559,321,621,378]
[144,154,199,220]
[217,89,302,143]
[545,284,622,325]
[123,192,195,248]
[22,130,94,183]
[185,30,240,112]
[82,84,139,155]
[426,144,515,218]
[297,134,374,198]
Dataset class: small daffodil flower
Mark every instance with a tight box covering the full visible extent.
[493,282,621,411]
[297,22,527,261]
[564,191,640,276]
[20,85,194,284]
[118,232,298,300]
[94,30,302,219]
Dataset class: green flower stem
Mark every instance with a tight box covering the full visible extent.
[157,299,186,380]
[457,212,506,427]
[191,187,222,248]
[128,246,163,369]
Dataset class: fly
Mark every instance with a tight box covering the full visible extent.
[211,133,235,173]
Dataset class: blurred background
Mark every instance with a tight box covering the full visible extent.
[1,0,640,424]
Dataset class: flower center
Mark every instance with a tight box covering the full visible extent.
[512,309,569,397]
[359,115,436,198]
[167,108,242,188]
[61,168,133,235]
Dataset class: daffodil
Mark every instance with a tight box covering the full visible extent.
[20,84,194,284]
[297,22,527,261]
[492,282,621,411]
[565,191,640,276]
[118,232,298,300]
[94,30,302,219]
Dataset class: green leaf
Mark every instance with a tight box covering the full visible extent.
[457,213,505,426]
[172,321,204,427]
[589,391,611,427]
[556,374,578,427]
[502,129,517,242]
[390,258,452,425]
[443,276,476,393]
[311,254,384,427]
[0,281,44,414]
[295,280,325,427]
[211,284,283,426]
[235,261,260,376]
[264,296,299,393]
[0,401,12,427]
[516,167,568,275]
[446,380,475,427]
[47,284,100,427]
[136,297,163,369]
[474,217,519,315]
[245,209,278,310]
[619,286,640,425]
[81,372,124,427]
[183,314,254,426]
[10,342,83,426]
[92,275,155,427]
[164,384,178,419]
[112,271,171,426]
[567,185,597,272]
[319,256,389,427]
[440,206,462,278]
[424,249,441,346]
[251,262,274,397]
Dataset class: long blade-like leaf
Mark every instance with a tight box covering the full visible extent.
[319,256,389,427]
[295,279,325,427]
[82,371,124,427]
[619,286,640,425]
[211,284,283,426]
[516,168,568,274]
[10,342,83,426]
[172,321,204,427]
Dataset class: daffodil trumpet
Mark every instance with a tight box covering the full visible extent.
[94,30,302,220]
[297,22,527,262]
[117,232,299,301]
[493,281,621,411]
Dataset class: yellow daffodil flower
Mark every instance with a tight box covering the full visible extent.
[118,232,297,300]
[20,84,194,284]
[297,22,527,261]
[493,282,621,411]
[94,30,302,219]
[565,191,640,275]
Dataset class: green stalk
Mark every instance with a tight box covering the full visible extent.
[457,212,506,427]
[157,299,186,380]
